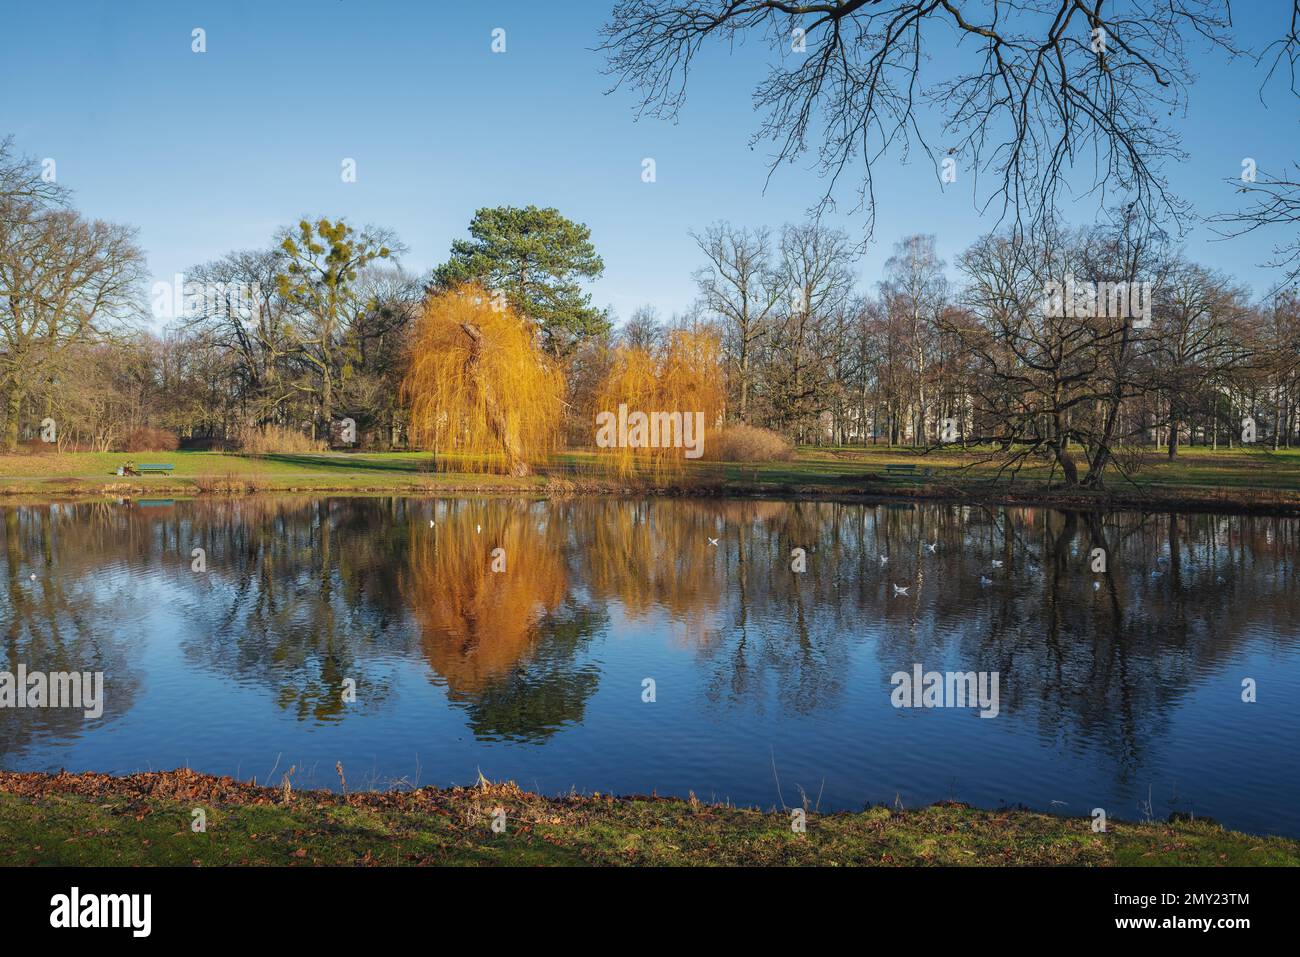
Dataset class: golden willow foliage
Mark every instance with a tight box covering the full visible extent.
[593,328,726,479]
[401,283,565,475]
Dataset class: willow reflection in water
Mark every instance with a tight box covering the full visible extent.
[1,496,1297,836]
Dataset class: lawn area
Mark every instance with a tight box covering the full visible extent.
[785,443,1300,491]
[0,450,545,493]
[1,769,1294,866]
[1,445,1299,507]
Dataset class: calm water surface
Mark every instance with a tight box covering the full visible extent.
[2,496,1298,836]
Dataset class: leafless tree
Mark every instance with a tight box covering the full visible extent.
[1208,1,1300,293]
[1148,262,1252,458]
[185,248,296,430]
[0,198,145,449]
[879,234,947,444]
[601,0,1253,234]
[0,136,66,221]
[1259,0,1300,96]
[620,304,666,352]
[945,226,1123,486]
[1213,165,1300,293]
[760,221,854,438]
[691,222,782,419]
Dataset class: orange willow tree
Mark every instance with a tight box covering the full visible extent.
[402,283,565,475]
[594,328,725,479]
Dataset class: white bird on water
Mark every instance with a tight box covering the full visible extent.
[879,554,889,565]
[924,542,937,553]
[979,575,993,586]
[476,524,481,534]
[991,559,1004,569]
[892,583,909,596]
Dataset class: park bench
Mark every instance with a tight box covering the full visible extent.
[119,463,174,476]
[884,463,935,478]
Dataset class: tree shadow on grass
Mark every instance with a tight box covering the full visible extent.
[252,453,437,475]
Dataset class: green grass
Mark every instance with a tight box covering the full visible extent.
[3,445,1300,507]
[785,444,1300,493]
[1,771,1295,866]
[0,450,544,493]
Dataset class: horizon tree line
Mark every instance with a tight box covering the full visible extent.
[3,134,1299,489]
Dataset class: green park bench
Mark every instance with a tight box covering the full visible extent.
[119,463,175,476]
[884,463,935,478]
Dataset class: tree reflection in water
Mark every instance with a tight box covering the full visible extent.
[1,496,1296,792]
[403,499,604,741]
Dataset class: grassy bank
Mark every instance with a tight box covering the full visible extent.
[0,770,1295,866]
[2,446,1300,512]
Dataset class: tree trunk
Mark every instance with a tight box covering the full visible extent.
[4,384,23,452]
[1052,438,1079,486]
[1080,323,1134,487]
[739,348,750,422]
[321,375,333,442]
[461,322,529,476]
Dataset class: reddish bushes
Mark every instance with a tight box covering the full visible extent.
[120,427,180,453]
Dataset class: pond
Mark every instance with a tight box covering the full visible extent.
[1,495,1297,837]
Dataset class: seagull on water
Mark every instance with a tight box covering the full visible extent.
[892,583,909,596]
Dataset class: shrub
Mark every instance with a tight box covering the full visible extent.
[193,472,264,493]
[238,425,326,454]
[706,424,793,462]
[17,437,57,454]
[120,427,180,453]
[180,435,237,452]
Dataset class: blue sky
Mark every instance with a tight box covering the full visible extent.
[2,0,1296,325]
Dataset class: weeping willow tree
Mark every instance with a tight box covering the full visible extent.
[594,328,726,479]
[401,283,565,475]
